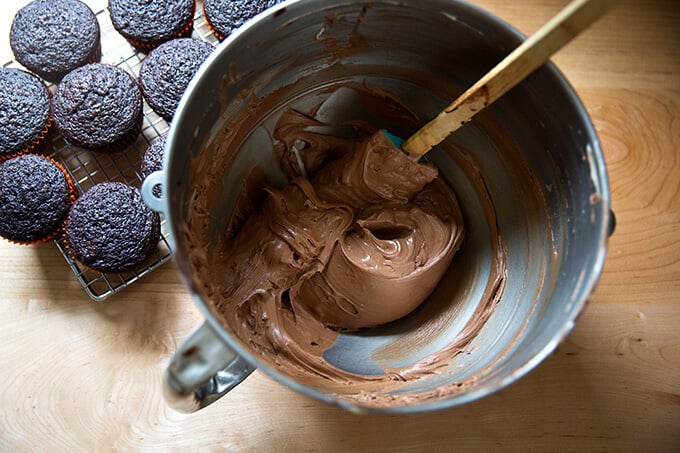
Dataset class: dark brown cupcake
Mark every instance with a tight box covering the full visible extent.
[141,134,167,178]
[52,64,143,152]
[141,134,166,198]
[108,0,196,52]
[0,68,52,161]
[138,38,213,121]
[0,154,76,245]
[10,0,101,83]
[202,0,283,41]
[65,182,161,274]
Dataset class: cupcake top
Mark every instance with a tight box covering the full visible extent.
[108,0,196,52]
[52,64,143,151]
[10,0,101,83]
[139,38,213,121]
[0,68,51,159]
[203,0,280,41]
[0,154,75,244]
[141,134,166,198]
[65,182,160,274]
[141,134,167,178]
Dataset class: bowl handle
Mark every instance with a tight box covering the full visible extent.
[164,321,256,412]
[140,170,167,213]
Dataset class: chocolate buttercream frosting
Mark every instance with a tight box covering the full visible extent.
[186,84,510,406]
[213,117,463,332]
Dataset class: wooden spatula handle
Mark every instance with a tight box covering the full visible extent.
[402,0,620,158]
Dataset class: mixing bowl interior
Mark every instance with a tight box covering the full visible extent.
[167,0,610,411]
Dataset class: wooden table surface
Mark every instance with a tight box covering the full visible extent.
[1,0,679,451]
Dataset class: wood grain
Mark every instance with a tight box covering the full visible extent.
[403,0,621,157]
[1,0,679,451]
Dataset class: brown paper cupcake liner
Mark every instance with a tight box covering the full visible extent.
[124,4,196,54]
[0,114,53,163]
[62,239,160,276]
[201,3,226,41]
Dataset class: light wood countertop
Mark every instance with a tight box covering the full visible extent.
[1,0,678,451]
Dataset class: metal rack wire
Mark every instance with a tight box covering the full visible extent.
[2,4,219,300]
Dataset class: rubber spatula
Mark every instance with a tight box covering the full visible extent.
[383,0,620,159]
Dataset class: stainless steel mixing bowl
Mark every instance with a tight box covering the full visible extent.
[142,0,612,413]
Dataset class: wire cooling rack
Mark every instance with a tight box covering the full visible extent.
[2,2,219,300]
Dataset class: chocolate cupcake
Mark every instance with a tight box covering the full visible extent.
[10,0,101,83]
[202,0,282,41]
[52,64,143,152]
[0,68,52,160]
[65,182,161,274]
[141,134,167,178]
[0,154,75,244]
[139,39,213,121]
[141,134,166,197]
[108,0,196,52]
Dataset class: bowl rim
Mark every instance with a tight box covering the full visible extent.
[164,0,612,413]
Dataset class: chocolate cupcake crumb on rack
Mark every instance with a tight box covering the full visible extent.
[65,182,161,274]
[202,0,283,41]
[138,38,213,121]
[10,0,101,83]
[52,63,143,152]
[0,154,76,245]
[108,0,196,52]
[0,68,52,161]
